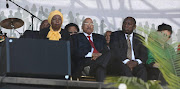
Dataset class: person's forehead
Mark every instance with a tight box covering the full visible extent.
[84,18,93,23]
[69,26,77,29]
[44,20,48,23]
[106,32,111,35]
[52,15,61,19]
[124,18,134,23]
[44,20,48,24]
[105,32,111,36]
[69,29,77,31]
[161,30,171,35]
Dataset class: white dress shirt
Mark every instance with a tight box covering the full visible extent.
[122,33,142,64]
[83,32,94,57]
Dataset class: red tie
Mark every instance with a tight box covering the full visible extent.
[87,36,99,53]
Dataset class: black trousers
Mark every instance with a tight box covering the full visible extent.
[74,52,111,82]
[146,65,167,85]
[121,63,147,81]
[107,61,147,81]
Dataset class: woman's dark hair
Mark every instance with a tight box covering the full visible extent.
[158,23,173,35]
[64,23,79,32]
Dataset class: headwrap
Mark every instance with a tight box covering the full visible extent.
[47,10,63,41]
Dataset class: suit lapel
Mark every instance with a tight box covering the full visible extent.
[121,32,128,54]
[81,33,92,47]
[133,33,137,56]
[81,33,88,40]
[92,34,98,50]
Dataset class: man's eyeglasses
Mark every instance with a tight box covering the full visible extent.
[84,23,94,26]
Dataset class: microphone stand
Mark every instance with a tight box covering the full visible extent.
[9,0,42,31]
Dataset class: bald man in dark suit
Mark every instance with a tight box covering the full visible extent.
[71,18,110,82]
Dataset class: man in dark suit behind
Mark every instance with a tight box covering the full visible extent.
[71,18,110,82]
[109,17,147,81]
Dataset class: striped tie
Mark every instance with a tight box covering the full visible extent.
[127,35,132,60]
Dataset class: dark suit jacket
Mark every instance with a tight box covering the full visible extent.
[71,33,110,69]
[109,31,147,64]
[39,27,70,41]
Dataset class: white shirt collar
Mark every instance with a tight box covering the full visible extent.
[83,32,93,41]
[83,32,92,37]
[125,33,133,39]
